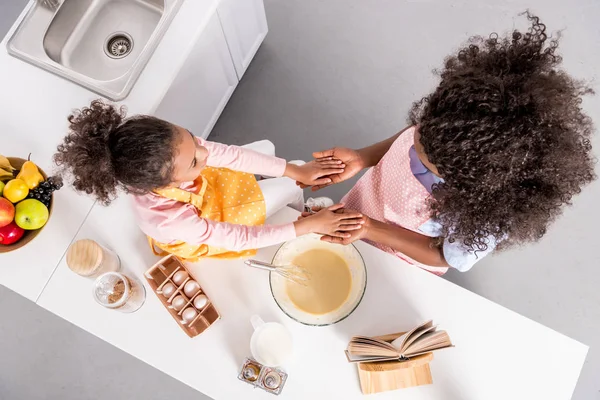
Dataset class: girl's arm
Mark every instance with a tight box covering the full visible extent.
[313,211,448,267]
[199,138,344,186]
[194,206,363,251]
[200,138,288,177]
[136,197,364,252]
[363,218,449,267]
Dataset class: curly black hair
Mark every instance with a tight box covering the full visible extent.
[54,100,178,205]
[409,12,596,252]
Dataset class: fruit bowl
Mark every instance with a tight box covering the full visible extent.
[0,157,53,253]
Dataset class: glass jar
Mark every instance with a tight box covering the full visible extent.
[92,272,146,313]
[66,239,120,278]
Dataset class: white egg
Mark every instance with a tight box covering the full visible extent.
[193,294,208,310]
[182,307,198,323]
[183,280,200,297]
[161,282,176,298]
[171,295,187,311]
[172,270,189,286]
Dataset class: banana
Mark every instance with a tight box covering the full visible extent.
[0,155,15,172]
[0,169,14,180]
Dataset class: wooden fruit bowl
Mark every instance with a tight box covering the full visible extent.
[0,157,54,253]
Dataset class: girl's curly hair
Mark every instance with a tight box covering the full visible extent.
[410,13,596,252]
[54,100,178,205]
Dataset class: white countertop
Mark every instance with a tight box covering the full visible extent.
[0,2,589,399]
[37,203,587,400]
[0,0,219,300]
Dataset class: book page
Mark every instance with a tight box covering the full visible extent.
[403,345,454,359]
[400,325,437,353]
[347,336,398,357]
[403,331,452,356]
[390,320,433,353]
[344,350,400,363]
[372,332,406,342]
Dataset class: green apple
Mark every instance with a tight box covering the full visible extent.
[15,199,49,230]
[0,181,5,196]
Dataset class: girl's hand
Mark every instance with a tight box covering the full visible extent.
[297,147,366,191]
[285,160,345,187]
[293,204,365,238]
[320,213,370,245]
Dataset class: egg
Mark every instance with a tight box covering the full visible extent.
[183,280,200,297]
[161,282,176,298]
[172,270,189,286]
[171,295,187,311]
[193,294,208,310]
[182,307,198,324]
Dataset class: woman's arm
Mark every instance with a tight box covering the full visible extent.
[364,218,449,267]
[316,213,449,267]
[308,126,411,190]
[355,129,405,168]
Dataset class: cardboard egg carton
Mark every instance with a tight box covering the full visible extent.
[144,254,220,337]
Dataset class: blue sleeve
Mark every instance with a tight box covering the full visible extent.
[442,235,496,272]
[418,219,497,272]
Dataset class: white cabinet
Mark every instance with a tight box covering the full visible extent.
[154,12,238,139]
[217,0,268,78]
[154,0,268,138]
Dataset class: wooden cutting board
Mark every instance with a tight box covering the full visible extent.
[357,352,434,394]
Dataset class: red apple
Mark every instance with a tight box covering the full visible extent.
[0,197,15,228]
[0,221,25,245]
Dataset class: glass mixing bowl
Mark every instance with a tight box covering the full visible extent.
[269,234,367,326]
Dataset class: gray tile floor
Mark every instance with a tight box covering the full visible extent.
[1,0,599,399]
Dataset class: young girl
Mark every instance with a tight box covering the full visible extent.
[54,101,365,261]
[302,14,596,274]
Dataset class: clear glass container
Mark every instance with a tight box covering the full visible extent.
[92,272,146,313]
[66,239,121,278]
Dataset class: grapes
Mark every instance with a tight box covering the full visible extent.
[26,175,64,208]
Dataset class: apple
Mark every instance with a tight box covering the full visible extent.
[15,199,49,230]
[0,221,25,245]
[0,197,15,228]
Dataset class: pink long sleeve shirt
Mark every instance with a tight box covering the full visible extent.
[131,138,297,251]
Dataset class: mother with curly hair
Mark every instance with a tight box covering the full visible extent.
[302,13,596,275]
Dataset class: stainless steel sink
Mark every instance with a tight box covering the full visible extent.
[7,0,183,100]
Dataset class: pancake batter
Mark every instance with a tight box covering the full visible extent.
[286,249,352,315]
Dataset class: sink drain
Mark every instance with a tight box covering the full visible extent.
[104,33,133,59]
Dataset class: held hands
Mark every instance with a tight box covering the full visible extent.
[297,147,365,191]
[293,204,365,239]
[284,160,346,187]
[300,206,370,245]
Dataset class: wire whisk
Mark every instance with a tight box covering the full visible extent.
[244,259,311,286]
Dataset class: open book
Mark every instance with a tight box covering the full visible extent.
[345,320,453,363]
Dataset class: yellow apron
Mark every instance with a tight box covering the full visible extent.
[148,166,266,262]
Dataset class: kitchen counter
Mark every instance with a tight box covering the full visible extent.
[37,203,587,400]
[0,2,589,399]
[0,0,220,300]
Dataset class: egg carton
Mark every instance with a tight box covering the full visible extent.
[144,254,220,338]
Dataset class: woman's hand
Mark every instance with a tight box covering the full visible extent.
[298,147,366,191]
[284,160,345,187]
[293,204,365,238]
